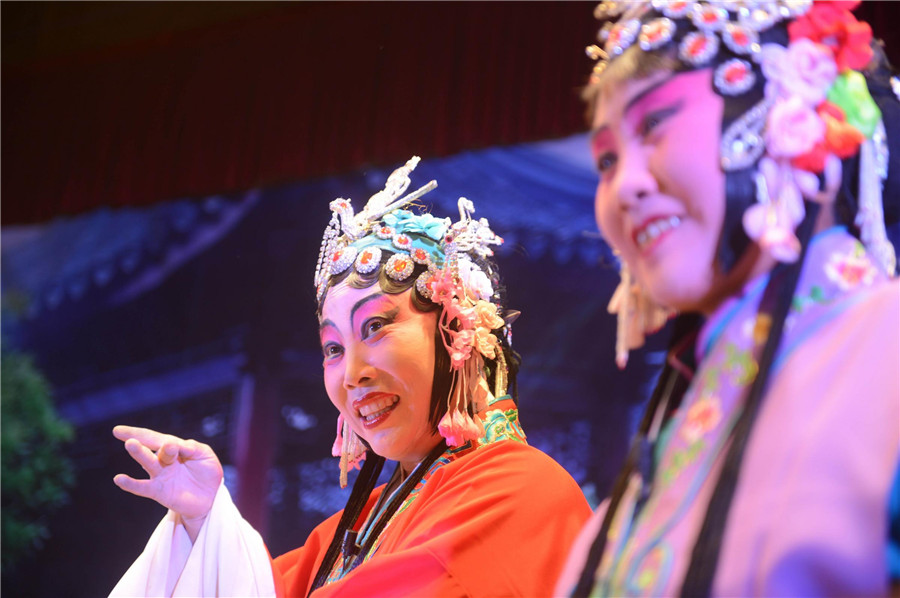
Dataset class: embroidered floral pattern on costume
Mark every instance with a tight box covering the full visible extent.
[630,544,673,595]
[680,396,723,444]
[825,242,878,290]
[481,408,527,446]
[660,439,706,487]
[594,229,890,596]
[791,284,829,312]
[722,342,759,386]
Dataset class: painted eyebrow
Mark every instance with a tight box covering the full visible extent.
[590,72,678,143]
[350,291,388,325]
[318,290,391,334]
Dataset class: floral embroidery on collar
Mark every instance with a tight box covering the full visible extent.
[824,242,879,290]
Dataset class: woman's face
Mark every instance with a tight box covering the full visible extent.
[319,282,440,472]
[591,68,736,314]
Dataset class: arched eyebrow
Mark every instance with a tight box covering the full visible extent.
[350,291,386,324]
[590,71,677,142]
[318,291,388,333]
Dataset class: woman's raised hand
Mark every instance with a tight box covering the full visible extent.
[112,425,224,524]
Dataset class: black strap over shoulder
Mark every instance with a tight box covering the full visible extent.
[571,314,700,597]
[680,202,820,597]
[308,440,447,596]
[308,452,385,596]
[343,441,448,576]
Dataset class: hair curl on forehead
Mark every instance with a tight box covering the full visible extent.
[582,45,681,124]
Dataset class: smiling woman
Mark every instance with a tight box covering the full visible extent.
[560,2,900,597]
[108,157,591,597]
[319,285,439,474]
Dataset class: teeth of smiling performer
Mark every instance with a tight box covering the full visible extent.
[636,215,681,250]
[357,394,399,421]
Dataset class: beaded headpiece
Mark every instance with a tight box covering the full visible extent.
[316,157,510,483]
[587,0,897,366]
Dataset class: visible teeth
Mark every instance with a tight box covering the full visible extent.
[637,216,681,249]
[363,403,397,422]
[359,395,399,418]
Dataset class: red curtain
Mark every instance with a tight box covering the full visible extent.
[2,3,597,224]
[4,2,897,225]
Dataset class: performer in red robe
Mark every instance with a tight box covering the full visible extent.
[110,157,591,597]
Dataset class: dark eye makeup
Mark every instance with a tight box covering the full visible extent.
[639,103,681,137]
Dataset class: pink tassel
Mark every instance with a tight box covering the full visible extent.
[333,414,365,488]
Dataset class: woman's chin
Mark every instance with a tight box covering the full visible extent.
[644,279,715,315]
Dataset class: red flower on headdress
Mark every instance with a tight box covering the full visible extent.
[791,101,864,172]
[788,0,873,72]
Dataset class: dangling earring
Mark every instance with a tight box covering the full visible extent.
[331,414,366,488]
[857,120,897,275]
[607,262,672,369]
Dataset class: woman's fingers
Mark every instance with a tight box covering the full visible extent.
[113,425,176,451]
[119,432,211,478]
[157,442,180,466]
[112,474,156,499]
[179,439,205,460]
[124,438,163,477]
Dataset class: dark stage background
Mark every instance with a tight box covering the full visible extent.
[2,3,899,597]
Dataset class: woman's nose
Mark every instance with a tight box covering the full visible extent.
[342,346,376,389]
[612,146,657,211]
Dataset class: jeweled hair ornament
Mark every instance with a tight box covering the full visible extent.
[589,0,897,363]
[316,157,509,481]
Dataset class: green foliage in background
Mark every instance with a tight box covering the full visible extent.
[1,346,75,571]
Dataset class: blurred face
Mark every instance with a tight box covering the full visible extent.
[591,68,738,314]
[319,282,440,473]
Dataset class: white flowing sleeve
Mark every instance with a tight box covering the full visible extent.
[109,483,276,597]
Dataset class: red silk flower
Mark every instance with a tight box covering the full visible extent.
[792,101,864,172]
[788,0,873,72]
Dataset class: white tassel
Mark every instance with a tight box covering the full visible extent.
[857,121,897,276]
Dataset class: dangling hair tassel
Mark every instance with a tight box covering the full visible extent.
[437,360,485,447]
[857,122,897,275]
[494,349,508,398]
[608,264,672,369]
[333,415,365,489]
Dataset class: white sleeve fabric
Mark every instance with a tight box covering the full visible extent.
[109,483,276,597]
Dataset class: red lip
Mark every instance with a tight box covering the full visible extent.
[351,391,394,412]
[352,392,399,430]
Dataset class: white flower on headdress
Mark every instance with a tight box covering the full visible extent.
[457,255,494,301]
[760,39,837,106]
[765,96,825,158]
